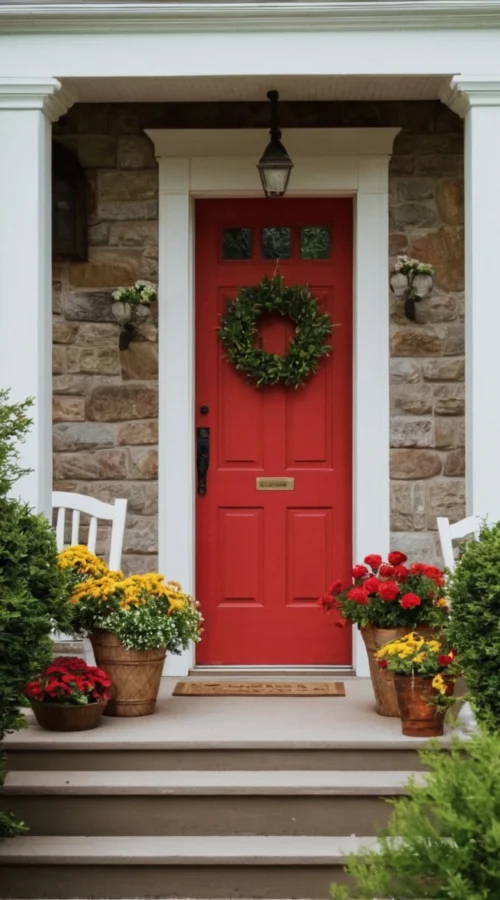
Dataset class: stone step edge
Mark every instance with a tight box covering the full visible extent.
[0,834,378,866]
[4,735,454,751]
[3,769,420,796]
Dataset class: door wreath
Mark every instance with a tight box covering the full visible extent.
[218,275,333,388]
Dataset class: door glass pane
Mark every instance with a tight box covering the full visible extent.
[300,226,330,259]
[262,227,292,259]
[223,228,252,260]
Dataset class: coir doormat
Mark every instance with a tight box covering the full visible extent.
[173,681,345,697]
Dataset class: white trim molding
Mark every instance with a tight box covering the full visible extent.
[441,74,500,118]
[148,127,398,676]
[441,76,500,524]
[3,1,500,33]
[0,77,76,122]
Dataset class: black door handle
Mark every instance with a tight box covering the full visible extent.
[197,427,210,496]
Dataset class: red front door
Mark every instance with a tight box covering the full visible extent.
[195,199,353,665]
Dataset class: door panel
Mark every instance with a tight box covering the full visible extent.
[195,198,353,665]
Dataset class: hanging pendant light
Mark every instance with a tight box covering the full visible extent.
[257,90,293,198]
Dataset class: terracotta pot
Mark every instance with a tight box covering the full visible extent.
[394,674,455,738]
[29,699,107,732]
[90,631,166,717]
[360,624,440,718]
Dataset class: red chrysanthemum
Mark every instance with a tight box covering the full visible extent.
[328,579,343,595]
[364,554,382,572]
[378,580,400,602]
[393,564,409,583]
[400,593,421,609]
[347,587,369,605]
[388,551,408,567]
[364,576,381,595]
[318,594,335,610]
[378,659,388,669]
[352,564,368,580]
[379,564,395,578]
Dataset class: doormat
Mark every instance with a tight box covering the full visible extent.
[173,681,346,697]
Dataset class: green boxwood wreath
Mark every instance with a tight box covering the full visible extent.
[218,275,334,388]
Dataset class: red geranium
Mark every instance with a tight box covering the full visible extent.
[364,554,382,571]
[352,564,368,580]
[347,587,369,605]
[400,593,421,609]
[364,576,381,595]
[438,654,454,667]
[378,580,400,602]
[379,564,395,577]
[24,657,111,706]
[388,551,408,567]
[393,564,409,583]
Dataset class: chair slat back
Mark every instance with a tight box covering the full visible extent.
[52,491,127,571]
[437,515,481,573]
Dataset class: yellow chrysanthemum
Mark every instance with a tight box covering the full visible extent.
[58,544,109,578]
[432,674,447,695]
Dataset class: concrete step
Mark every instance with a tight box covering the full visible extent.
[6,742,435,772]
[0,834,377,898]
[1,770,418,837]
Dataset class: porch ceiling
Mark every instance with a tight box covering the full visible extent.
[61,73,446,103]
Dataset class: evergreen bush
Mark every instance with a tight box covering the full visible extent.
[331,732,500,900]
[447,520,500,733]
[0,390,70,838]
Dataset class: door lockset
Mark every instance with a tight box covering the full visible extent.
[196,427,210,496]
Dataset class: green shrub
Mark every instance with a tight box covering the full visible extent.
[447,520,500,733]
[331,732,500,900]
[0,390,70,839]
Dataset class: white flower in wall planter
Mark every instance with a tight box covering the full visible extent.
[390,255,434,321]
[111,281,157,350]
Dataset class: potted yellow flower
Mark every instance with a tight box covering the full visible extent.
[375,632,460,737]
[59,547,203,717]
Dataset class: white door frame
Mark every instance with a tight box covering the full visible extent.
[147,127,398,676]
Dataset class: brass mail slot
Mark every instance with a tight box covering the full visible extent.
[256,477,295,491]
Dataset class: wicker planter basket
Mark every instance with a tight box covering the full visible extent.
[29,699,107,732]
[360,624,439,718]
[90,631,166,717]
[394,674,455,737]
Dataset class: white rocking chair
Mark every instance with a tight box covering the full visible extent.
[52,491,128,663]
[437,514,481,734]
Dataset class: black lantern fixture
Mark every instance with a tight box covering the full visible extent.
[257,91,293,198]
[52,141,88,262]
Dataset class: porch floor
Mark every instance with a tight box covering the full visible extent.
[5,676,458,750]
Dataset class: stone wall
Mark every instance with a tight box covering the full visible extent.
[52,115,159,574]
[389,123,464,562]
[52,101,464,567]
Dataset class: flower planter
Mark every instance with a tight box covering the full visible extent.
[29,699,107,732]
[360,625,408,717]
[360,624,440,718]
[90,631,166,717]
[394,674,455,737]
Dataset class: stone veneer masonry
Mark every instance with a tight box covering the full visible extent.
[52,101,464,571]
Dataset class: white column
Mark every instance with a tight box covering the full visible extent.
[443,77,500,522]
[0,78,70,515]
[157,157,195,676]
[353,159,392,677]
